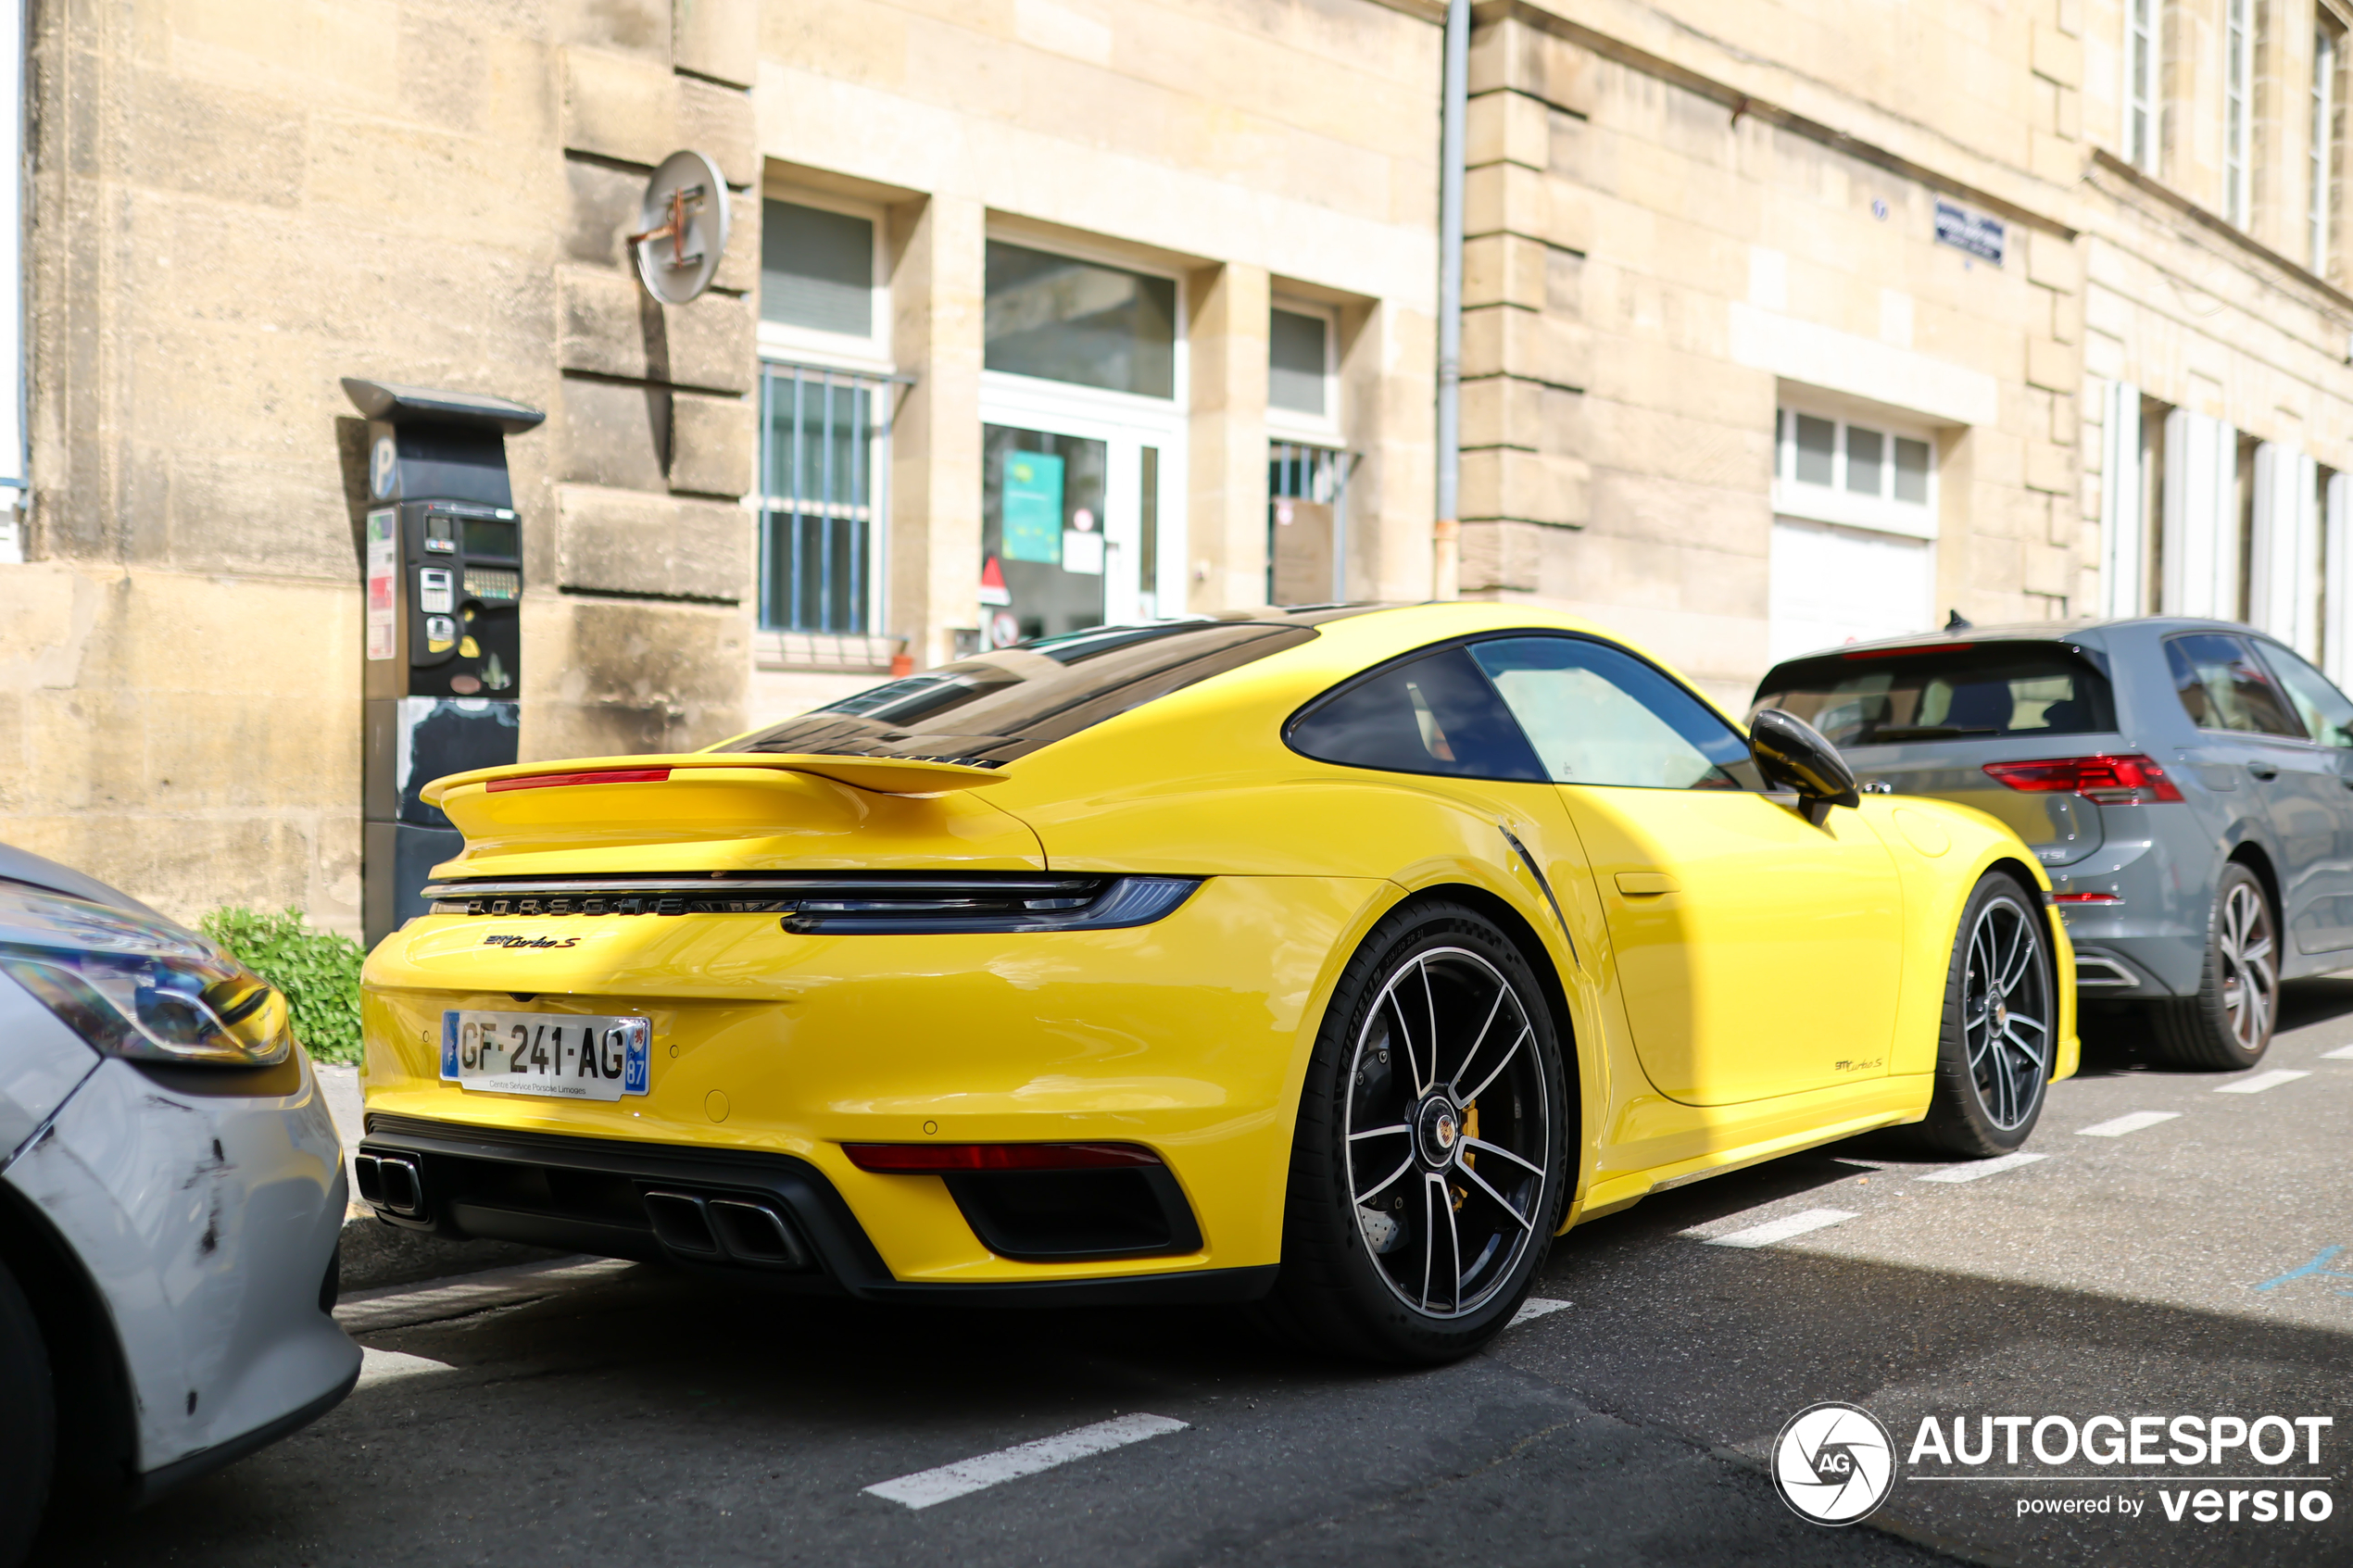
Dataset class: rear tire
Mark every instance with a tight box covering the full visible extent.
[1262,900,1571,1364]
[2147,862,2276,1071]
[1909,872,2056,1158]
[0,1261,56,1568]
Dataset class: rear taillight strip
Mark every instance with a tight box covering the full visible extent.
[420,873,1202,935]
[422,875,1098,899]
[1982,753,2184,804]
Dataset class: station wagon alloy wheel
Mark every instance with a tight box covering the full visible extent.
[1962,893,2053,1131]
[2214,877,2276,1055]
[1343,946,1550,1320]
[2149,862,2280,1071]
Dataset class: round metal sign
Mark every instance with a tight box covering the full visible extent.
[629,150,731,306]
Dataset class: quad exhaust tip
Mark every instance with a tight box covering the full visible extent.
[643,1189,809,1270]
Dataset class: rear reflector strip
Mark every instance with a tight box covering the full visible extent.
[2051,891,2123,905]
[486,768,673,792]
[843,1142,1163,1173]
[1982,754,2183,804]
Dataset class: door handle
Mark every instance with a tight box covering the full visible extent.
[1615,872,1680,897]
[2248,761,2280,781]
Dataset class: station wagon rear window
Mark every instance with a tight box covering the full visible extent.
[715,619,1321,765]
[1755,643,2116,747]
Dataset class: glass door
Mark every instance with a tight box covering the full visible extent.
[977,404,1176,649]
[983,424,1109,647]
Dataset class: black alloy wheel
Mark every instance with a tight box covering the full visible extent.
[2149,860,2278,1070]
[1912,872,2056,1157]
[1263,900,1570,1363]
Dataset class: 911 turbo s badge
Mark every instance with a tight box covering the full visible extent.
[480,933,583,948]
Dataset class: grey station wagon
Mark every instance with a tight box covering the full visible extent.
[1755,617,2353,1071]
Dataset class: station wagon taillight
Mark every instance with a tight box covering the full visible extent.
[1982,754,2183,805]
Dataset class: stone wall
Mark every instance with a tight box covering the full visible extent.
[6,0,760,929]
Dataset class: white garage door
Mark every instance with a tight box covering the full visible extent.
[1768,516,1935,665]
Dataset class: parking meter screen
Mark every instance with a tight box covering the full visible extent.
[464,518,520,559]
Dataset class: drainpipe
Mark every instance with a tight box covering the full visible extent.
[1432,0,1468,600]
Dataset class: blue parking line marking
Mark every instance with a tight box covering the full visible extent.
[2253,1245,2352,1292]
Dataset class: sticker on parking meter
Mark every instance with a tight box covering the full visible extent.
[365,508,396,661]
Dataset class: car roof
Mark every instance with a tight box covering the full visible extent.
[1761,614,2277,670]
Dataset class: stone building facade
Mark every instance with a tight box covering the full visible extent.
[1453,0,2100,705]
[0,0,1443,929]
[6,0,2353,930]
[1453,0,2353,709]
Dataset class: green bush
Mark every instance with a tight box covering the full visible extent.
[198,907,367,1065]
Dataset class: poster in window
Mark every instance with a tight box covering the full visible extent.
[1001,451,1064,564]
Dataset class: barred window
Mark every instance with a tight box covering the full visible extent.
[758,363,891,636]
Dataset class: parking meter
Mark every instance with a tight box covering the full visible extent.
[346,379,545,945]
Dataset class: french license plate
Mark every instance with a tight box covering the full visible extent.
[440,1010,650,1101]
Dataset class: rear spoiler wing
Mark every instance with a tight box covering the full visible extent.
[420,754,1004,807]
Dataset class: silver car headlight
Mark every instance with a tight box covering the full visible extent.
[0,884,295,1068]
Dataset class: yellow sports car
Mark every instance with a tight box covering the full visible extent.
[357,603,2075,1361]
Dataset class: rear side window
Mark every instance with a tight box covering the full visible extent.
[2255,641,2353,746]
[1286,646,1546,781]
[1755,644,2116,746]
[2166,633,2304,738]
[1468,636,1757,789]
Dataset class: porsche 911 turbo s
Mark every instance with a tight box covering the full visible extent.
[357,603,2075,1362]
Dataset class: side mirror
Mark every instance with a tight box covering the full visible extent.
[1749,708,1861,813]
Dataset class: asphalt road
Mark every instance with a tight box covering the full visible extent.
[32,989,2353,1568]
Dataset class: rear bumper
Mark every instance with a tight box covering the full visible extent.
[357,1115,1275,1308]
[2045,810,2217,998]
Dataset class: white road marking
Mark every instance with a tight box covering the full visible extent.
[357,1348,454,1388]
[1695,1209,1857,1248]
[1509,1297,1571,1327]
[1916,1151,2048,1184]
[2323,1045,2353,1060]
[2075,1110,2182,1137]
[863,1413,1188,1510]
[2215,1070,2310,1095]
